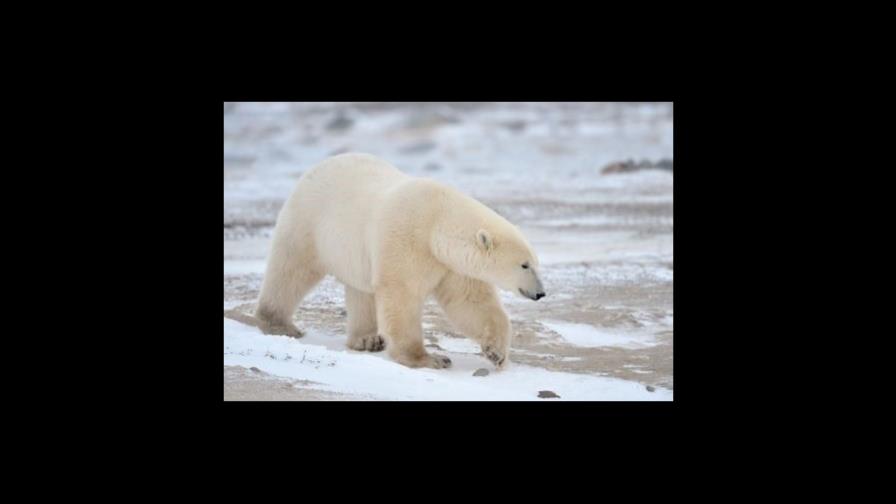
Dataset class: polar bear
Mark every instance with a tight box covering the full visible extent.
[254,153,545,370]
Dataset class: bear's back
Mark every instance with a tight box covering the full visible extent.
[301,153,406,186]
[289,154,412,291]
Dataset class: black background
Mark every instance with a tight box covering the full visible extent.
[46,63,771,460]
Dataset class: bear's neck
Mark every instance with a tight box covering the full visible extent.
[429,192,501,281]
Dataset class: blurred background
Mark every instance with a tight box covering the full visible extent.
[224,102,674,398]
[224,102,672,234]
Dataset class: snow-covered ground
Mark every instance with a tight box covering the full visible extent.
[224,102,673,401]
[224,318,670,401]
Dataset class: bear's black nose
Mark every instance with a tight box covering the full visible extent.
[535,292,546,300]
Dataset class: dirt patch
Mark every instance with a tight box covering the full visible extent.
[224,366,372,401]
[601,158,673,174]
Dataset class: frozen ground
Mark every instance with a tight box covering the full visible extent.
[223,102,673,401]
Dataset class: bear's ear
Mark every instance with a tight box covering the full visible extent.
[476,229,493,251]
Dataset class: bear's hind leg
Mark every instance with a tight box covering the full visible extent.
[345,286,384,352]
[255,259,324,338]
[376,285,451,369]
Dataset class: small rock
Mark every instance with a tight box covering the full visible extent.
[646,385,656,392]
[601,160,637,174]
[538,390,560,398]
[473,368,490,377]
[250,367,261,373]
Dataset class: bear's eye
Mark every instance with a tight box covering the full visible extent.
[521,263,529,269]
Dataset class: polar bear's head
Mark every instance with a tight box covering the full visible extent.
[429,188,546,300]
[472,228,546,301]
[431,222,546,300]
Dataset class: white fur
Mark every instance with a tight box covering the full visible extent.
[255,153,543,369]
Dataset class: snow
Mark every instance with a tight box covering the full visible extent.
[541,320,660,349]
[223,259,267,275]
[224,318,672,401]
[432,336,482,354]
[224,102,674,213]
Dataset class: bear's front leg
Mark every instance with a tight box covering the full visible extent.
[375,285,451,369]
[434,272,511,369]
